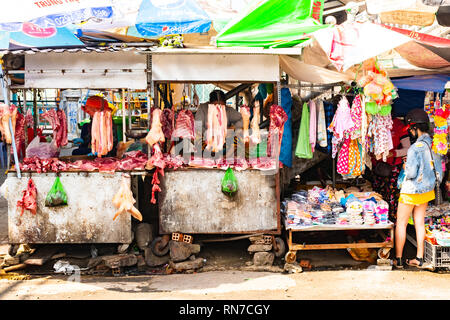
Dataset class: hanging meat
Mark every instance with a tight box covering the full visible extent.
[161,108,174,140]
[172,109,195,140]
[240,105,251,143]
[267,105,288,158]
[17,178,37,216]
[41,108,68,148]
[150,167,164,204]
[0,104,17,144]
[250,101,261,145]
[91,110,113,157]
[206,104,228,153]
[11,112,25,160]
[145,143,166,204]
[145,108,165,147]
[112,174,142,221]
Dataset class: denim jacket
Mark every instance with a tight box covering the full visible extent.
[400,133,443,194]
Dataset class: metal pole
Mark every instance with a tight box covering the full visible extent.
[127,89,132,134]
[122,88,126,142]
[0,61,20,178]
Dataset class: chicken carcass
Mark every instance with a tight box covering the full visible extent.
[206,104,227,153]
[145,108,165,147]
[250,101,261,145]
[240,105,251,143]
[112,174,142,221]
[17,178,37,216]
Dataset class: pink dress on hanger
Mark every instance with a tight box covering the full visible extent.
[328,96,354,158]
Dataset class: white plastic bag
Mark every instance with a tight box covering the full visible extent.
[26,137,60,158]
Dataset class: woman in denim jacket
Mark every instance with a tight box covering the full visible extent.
[394,109,442,269]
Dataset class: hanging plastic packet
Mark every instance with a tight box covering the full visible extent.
[45,176,68,207]
[221,167,238,197]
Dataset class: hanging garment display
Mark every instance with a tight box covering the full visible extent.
[316,99,328,148]
[328,96,354,158]
[295,103,313,159]
[432,94,449,155]
[309,99,317,153]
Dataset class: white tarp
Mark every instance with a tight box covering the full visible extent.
[25,51,147,89]
[279,55,353,84]
[365,0,417,14]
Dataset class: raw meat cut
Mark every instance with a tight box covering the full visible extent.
[17,178,37,216]
[146,143,166,170]
[91,110,113,157]
[112,174,142,221]
[116,151,148,171]
[150,167,164,204]
[0,104,17,144]
[206,104,227,152]
[216,157,248,171]
[41,108,68,148]
[12,112,25,160]
[172,109,195,140]
[161,108,174,140]
[267,105,288,158]
[189,157,216,168]
[20,157,69,173]
[248,157,277,171]
[250,101,261,145]
[25,109,34,128]
[163,154,186,170]
[145,108,165,147]
[240,105,251,143]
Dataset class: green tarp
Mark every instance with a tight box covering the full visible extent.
[216,0,330,48]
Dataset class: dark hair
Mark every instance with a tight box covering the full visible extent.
[209,90,226,104]
[411,122,430,133]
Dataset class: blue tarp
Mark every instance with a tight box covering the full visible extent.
[279,88,293,167]
[135,0,211,37]
[392,88,427,117]
[392,74,450,93]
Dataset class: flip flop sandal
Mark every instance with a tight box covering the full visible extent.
[406,257,424,269]
[393,257,404,269]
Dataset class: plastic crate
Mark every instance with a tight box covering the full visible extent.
[424,240,450,268]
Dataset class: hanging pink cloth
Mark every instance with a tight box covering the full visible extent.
[309,100,317,153]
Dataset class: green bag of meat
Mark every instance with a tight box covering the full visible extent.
[221,168,238,197]
[45,176,68,207]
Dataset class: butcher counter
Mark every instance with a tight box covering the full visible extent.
[158,168,281,235]
[4,171,136,244]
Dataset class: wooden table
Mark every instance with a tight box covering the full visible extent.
[284,220,395,263]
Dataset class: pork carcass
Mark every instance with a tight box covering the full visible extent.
[112,174,142,221]
[91,110,113,157]
[240,105,251,143]
[267,105,288,158]
[206,104,227,153]
[41,108,68,148]
[17,178,37,216]
[161,108,174,140]
[250,101,261,144]
[145,108,165,147]
[12,112,25,160]
[172,109,195,140]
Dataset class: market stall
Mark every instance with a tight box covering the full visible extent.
[1,45,153,245]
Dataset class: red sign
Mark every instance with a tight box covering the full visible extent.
[22,22,57,38]
[312,0,324,23]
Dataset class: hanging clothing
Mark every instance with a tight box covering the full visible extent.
[328,96,354,158]
[309,99,317,153]
[316,99,327,148]
[279,88,293,167]
[295,103,313,159]
[337,138,351,175]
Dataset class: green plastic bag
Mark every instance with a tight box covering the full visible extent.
[221,168,238,197]
[295,103,313,159]
[45,176,68,207]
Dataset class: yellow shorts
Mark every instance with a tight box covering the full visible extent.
[399,189,435,206]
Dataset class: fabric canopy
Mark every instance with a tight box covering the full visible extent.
[279,55,353,84]
[216,0,329,48]
[392,74,450,92]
